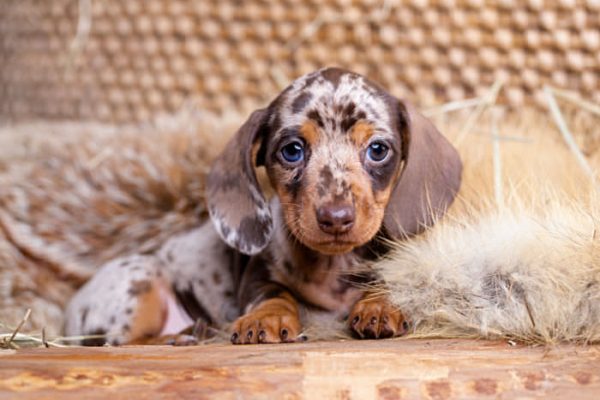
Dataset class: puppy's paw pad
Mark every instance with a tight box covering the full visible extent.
[349,296,409,340]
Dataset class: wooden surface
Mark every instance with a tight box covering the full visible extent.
[1,339,599,399]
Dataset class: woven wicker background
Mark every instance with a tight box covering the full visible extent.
[1,0,600,123]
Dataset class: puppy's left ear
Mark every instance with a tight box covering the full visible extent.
[206,109,272,255]
[383,101,462,238]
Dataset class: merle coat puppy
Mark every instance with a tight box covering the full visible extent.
[65,68,462,345]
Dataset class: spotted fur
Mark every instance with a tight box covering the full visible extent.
[65,222,238,345]
[206,67,462,343]
[65,67,462,345]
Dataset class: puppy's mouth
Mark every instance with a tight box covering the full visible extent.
[307,237,362,255]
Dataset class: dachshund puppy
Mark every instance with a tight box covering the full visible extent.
[64,67,461,345]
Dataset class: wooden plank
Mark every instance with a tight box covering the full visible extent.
[0,339,599,399]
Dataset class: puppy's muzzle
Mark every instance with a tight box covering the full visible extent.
[316,204,355,235]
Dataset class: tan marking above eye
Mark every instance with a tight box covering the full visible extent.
[350,121,375,147]
[300,121,321,146]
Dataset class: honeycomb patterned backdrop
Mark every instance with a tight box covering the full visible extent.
[1,0,600,123]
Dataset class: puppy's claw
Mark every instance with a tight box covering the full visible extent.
[297,334,308,342]
[258,330,267,343]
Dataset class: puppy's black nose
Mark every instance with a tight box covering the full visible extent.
[316,204,355,234]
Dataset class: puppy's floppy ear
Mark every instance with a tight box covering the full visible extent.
[206,109,272,255]
[383,101,462,238]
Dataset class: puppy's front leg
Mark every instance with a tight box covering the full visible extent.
[230,258,302,344]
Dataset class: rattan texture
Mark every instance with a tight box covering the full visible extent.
[1,0,600,122]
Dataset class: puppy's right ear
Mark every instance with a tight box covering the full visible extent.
[206,109,272,255]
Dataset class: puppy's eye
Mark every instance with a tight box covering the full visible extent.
[366,141,390,162]
[280,141,305,164]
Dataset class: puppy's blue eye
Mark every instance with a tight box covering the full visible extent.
[281,141,304,163]
[366,142,389,162]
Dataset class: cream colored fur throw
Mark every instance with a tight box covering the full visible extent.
[1,109,599,344]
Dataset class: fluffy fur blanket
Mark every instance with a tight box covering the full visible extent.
[1,108,599,344]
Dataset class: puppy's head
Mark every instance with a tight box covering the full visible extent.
[207,68,462,255]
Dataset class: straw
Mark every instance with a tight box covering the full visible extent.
[544,86,597,185]
[454,80,505,147]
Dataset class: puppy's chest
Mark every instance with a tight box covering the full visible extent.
[269,252,367,314]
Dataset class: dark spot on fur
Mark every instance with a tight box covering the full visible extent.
[339,102,365,133]
[212,271,222,285]
[285,170,304,200]
[220,224,231,239]
[317,185,327,198]
[291,91,313,113]
[122,324,130,332]
[307,109,324,128]
[320,67,345,87]
[262,286,285,300]
[125,308,133,315]
[341,114,367,133]
[109,315,116,324]
[332,277,353,298]
[81,329,107,347]
[166,251,174,263]
[333,180,351,202]
[302,72,320,88]
[128,279,153,296]
[120,260,130,268]
[269,114,282,137]
[237,251,278,308]
[198,278,205,286]
[319,165,334,187]
[343,102,356,116]
[284,260,294,274]
[175,286,214,325]
[325,117,336,129]
[80,307,89,327]
[367,149,399,192]
[317,165,334,198]
[224,290,234,298]
[236,214,272,254]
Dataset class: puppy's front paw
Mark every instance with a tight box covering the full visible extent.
[349,295,409,339]
[230,298,302,344]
